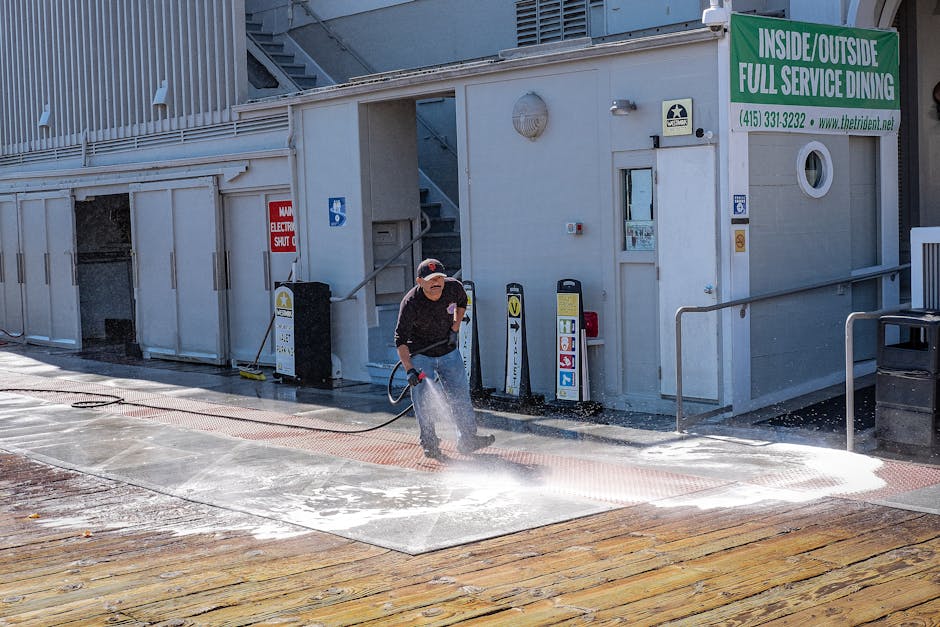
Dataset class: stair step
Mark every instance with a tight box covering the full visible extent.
[249,31,274,43]
[291,75,318,88]
[269,52,295,63]
[260,42,285,53]
[423,232,460,247]
[246,20,264,32]
[366,362,409,387]
[420,201,442,218]
[428,217,457,233]
[280,63,307,72]
[423,251,461,271]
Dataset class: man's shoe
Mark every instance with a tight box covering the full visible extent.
[423,446,446,462]
[457,433,495,455]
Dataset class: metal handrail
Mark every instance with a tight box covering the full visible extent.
[330,211,431,303]
[675,264,910,433]
[844,303,911,452]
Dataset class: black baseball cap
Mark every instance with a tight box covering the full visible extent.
[417,258,447,279]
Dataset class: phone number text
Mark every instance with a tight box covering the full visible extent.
[738,109,807,129]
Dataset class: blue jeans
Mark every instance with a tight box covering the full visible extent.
[410,348,478,449]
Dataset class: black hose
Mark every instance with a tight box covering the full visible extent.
[0,339,453,436]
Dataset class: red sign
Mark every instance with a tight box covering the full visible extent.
[269,200,296,253]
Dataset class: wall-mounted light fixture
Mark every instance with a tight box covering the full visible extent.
[512,92,549,140]
[152,79,169,108]
[38,104,51,130]
[609,99,637,116]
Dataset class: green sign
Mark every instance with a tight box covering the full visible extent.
[730,14,899,134]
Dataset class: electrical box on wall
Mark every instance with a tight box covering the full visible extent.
[566,222,583,235]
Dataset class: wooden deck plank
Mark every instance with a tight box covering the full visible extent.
[762,565,940,625]
[2,452,940,625]
[298,504,929,624]
[163,500,933,625]
[669,536,940,625]
[867,597,940,625]
[199,504,844,624]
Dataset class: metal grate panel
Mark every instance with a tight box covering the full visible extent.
[516,0,588,47]
[924,242,940,309]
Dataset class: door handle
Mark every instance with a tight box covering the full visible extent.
[0,253,4,283]
[212,253,219,291]
[225,250,232,290]
[44,253,50,285]
[16,253,23,284]
[170,251,177,290]
[131,251,138,288]
[263,252,271,291]
[69,252,77,286]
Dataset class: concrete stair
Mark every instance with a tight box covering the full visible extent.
[365,184,462,385]
[366,305,409,386]
[246,14,319,89]
[419,188,461,273]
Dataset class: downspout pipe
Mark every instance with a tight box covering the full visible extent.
[287,103,303,281]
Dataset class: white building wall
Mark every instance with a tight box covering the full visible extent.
[461,67,606,399]
[298,102,373,382]
[456,41,721,407]
[789,0,849,25]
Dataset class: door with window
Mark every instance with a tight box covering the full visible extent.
[617,153,660,397]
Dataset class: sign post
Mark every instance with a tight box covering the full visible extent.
[459,280,487,399]
[273,284,295,378]
[550,279,602,416]
[555,279,583,403]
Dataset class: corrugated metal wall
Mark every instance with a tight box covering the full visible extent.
[0,0,247,155]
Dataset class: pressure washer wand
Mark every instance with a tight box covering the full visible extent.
[386,338,450,406]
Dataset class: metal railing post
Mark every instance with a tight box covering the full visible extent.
[330,211,431,304]
[675,307,685,433]
[844,304,910,452]
[674,265,908,434]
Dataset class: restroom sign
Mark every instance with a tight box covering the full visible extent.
[269,200,296,253]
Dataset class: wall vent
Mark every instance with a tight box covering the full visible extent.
[923,243,940,310]
[516,0,589,47]
[910,228,940,310]
[0,114,289,169]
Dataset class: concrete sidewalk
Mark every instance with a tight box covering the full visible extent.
[0,343,938,554]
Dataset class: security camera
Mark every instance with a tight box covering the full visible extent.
[702,0,729,32]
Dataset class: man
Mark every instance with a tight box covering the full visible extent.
[395,258,495,461]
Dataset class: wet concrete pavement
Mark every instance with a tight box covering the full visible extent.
[0,343,938,555]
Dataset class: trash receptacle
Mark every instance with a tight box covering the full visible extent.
[273,281,332,388]
[875,311,940,452]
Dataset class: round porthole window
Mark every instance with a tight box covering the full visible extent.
[796,141,833,198]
